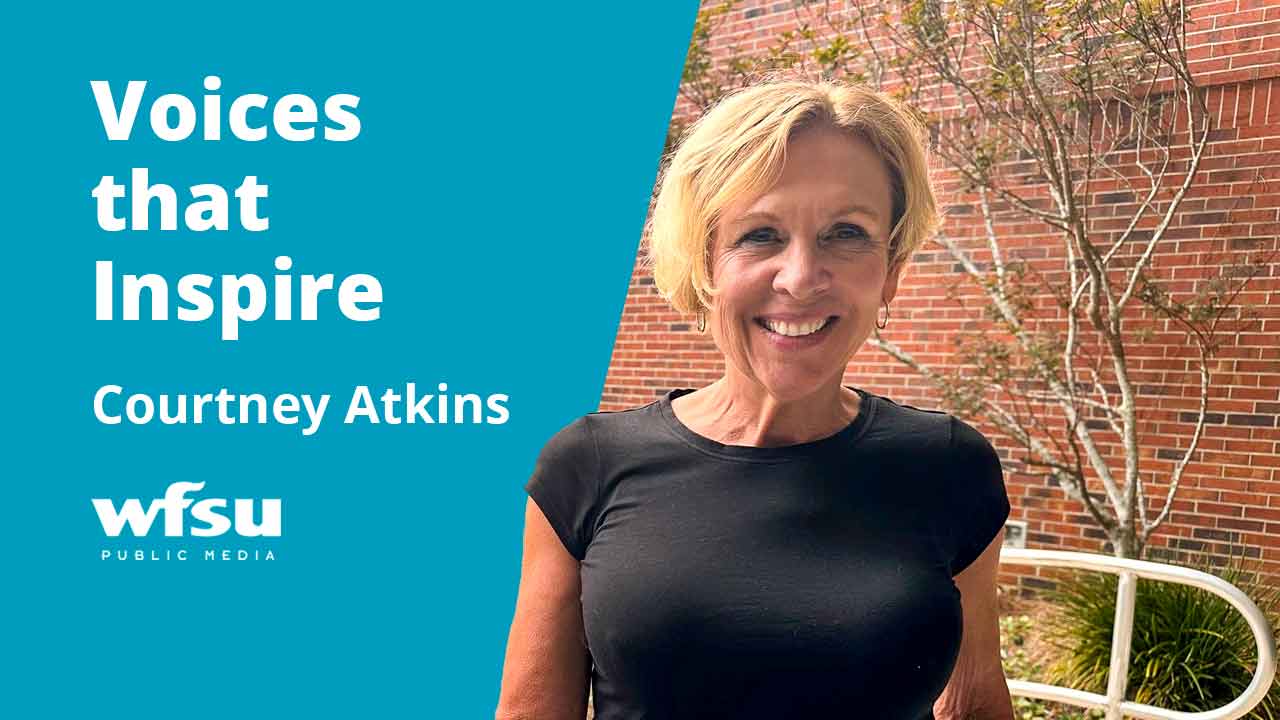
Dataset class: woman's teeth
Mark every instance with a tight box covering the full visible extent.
[761,318,830,337]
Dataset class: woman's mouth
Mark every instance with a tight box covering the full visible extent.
[755,316,838,347]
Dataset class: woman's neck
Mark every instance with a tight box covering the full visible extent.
[671,374,861,448]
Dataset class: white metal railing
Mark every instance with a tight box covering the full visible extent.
[1000,548,1278,720]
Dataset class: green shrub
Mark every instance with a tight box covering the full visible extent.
[1001,613,1105,720]
[1045,557,1280,719]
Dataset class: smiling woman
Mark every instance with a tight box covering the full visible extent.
[697,126,898,421]
[497,79,1014,720]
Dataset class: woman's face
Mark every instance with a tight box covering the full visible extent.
[708,126,902,402]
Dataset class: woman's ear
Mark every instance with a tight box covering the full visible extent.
[882,258,905,305]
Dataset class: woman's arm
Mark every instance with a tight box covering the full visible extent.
[934,534,1014,720]
[495,498,591,720]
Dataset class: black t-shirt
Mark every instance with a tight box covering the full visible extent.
[525,387,1010,720]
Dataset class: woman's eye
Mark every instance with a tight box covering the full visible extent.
[736,228,781,245]
[827,223,870,241]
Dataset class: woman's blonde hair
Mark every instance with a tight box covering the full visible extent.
[648,79,940,315]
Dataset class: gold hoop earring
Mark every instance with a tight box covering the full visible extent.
[876,301,890,330]
[696,310,706,333]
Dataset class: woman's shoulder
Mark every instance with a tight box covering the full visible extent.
[583,394,670,433]
[861,392,952,447]
[540,394,672,459]
[861,392,998,463]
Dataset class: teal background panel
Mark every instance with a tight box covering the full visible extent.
[0,2,696,717]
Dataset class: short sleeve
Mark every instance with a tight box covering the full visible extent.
[524,416,602,561]
[946,415,1012,576]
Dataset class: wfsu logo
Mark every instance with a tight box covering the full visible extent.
[92,481,281,537]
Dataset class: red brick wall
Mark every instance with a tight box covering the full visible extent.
[601,0,1280,576]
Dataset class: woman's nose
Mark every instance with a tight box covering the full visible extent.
[772,240,830,300]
